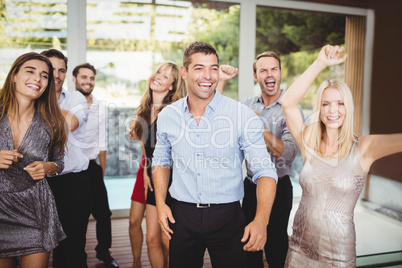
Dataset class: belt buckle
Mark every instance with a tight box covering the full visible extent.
[197,203,210,208]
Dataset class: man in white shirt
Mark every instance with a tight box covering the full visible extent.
[72,63,118,268]
[42,49,91,268]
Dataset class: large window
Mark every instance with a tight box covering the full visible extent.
[255,6,346,113]
[254,7,347,191]
[85,1,240,181]
[0,0,68,86]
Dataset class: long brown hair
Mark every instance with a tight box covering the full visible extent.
[0,52,67,154]
[131,62,186,143]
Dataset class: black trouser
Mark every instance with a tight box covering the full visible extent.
[242,176,293,268]
[87,160,112,256]
[169,200,246,268]
[47,170,91,268]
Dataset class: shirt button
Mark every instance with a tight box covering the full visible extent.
[197,134,200,137]
[198,193,202,196]
[197,173,200,176]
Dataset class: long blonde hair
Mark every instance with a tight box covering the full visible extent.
[131,62,186,143]
[303,79,358,161]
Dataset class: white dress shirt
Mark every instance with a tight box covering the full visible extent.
[83,94,107,160]
[58,88,89,174]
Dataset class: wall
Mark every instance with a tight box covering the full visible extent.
[295,0,402,220]
[364,0,402,220]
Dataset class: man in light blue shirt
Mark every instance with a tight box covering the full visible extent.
[42,49,91,268]
[152,42,278,268]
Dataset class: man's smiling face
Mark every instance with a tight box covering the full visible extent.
[181,53,219,102]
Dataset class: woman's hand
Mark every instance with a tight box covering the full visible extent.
[316,44,348,69]
[0,149,23,169]
[24,161,54,180]
[143,167,153,200]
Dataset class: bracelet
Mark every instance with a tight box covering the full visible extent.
[49,162,59,176]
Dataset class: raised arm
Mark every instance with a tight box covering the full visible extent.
[281,45,348,153]
[360,134,402,172]
[216,65,238,94]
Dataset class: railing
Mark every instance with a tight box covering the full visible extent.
[357,250,402,267]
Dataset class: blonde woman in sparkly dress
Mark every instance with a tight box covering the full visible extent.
[281,45,402,267]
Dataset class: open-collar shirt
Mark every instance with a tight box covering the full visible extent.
[152,90,277,204]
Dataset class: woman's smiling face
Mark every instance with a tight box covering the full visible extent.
[14,59,49,101]
[150,66,174,94]
[320,87,346,130]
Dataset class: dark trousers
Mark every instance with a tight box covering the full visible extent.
[87,160,112,255]
[47,170,91,268]
[169,200,246,268]
[242,176,293,268]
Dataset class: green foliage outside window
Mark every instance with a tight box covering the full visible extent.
[0,1,346,109]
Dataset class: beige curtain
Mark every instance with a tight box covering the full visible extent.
[344,16,366,136]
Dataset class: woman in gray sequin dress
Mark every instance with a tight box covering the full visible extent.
[0,52,67,267]
[281,45,402,267]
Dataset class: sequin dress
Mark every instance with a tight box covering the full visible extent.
[0,110,66,258]
[285,142,367,267]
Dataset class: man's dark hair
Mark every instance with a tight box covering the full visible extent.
[40,49,68,70]
[183,42,219,71]
[72,63,97,77]
[253,51,281,74]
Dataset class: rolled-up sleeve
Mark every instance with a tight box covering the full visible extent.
[280,125,299,164]
[152,110,172,167]
[239,106,278,184]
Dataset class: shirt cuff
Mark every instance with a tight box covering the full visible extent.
[251,169,278,184]
[280,142,297,162]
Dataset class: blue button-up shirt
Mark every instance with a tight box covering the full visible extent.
[152,90,278,204]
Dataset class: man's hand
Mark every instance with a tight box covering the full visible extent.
[217,65,238,94]
[24,161,53,180]
[0,149,23,169]
[157,202,176,240]
[219,65,238,82]
[241,219,267,251]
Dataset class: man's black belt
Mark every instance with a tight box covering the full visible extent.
[174,199,239,209]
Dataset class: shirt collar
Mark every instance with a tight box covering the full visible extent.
[257,89,284,107]
[207,89,221,111]
[59,87,67,104]
[183,89,221,112]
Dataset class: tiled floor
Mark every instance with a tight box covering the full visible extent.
[79,206,402,268]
